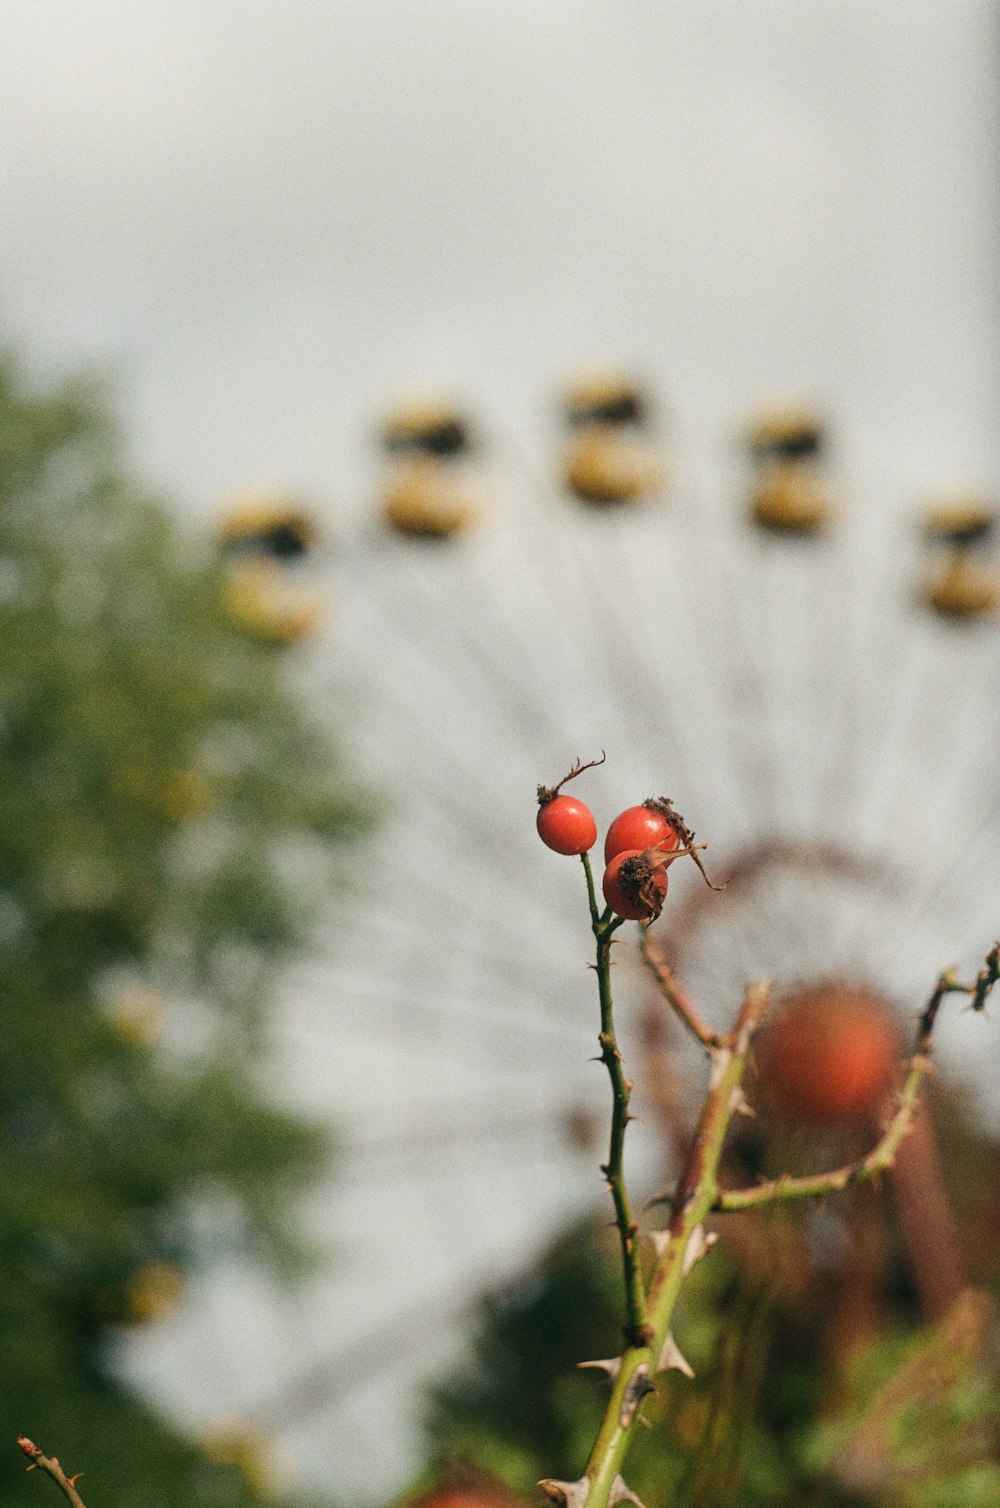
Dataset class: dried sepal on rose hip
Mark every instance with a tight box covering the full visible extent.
[604,797,682,864]
[602,848,669,921]
[606,795,724,892]
[536,753,604,855]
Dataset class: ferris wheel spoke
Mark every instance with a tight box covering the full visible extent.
[879,785,1000,976]
[316,955,595,1037]
[382,536,606,758]
[599,508,772,849]
[672,474,790,839]
[665,404,793,843]
[882,630,1000,858]
[837,619,1000,968]
[336,908,581,999]
[814,506,917,838]
[322,662,586,938]
[282,979,590,1066]
[341,1104,596,1170]
[489,423,746,828]
[520,513,699,786]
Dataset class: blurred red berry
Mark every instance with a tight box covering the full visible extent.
[756,985,903,1124]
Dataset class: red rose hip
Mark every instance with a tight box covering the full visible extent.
[536,794,598,855]
[604,801,681,864]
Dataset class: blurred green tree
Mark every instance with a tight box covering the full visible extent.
[0,349,367,1506]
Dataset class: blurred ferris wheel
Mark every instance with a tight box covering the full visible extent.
[124,374,1000,1503]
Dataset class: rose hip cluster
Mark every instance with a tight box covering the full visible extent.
[536,763,685,921]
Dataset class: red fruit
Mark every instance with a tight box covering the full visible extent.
[602,849,669,921]
[756,985,903,1124]
[604,801,681,864]
[536,794,598,855]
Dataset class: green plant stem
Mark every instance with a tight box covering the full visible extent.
[581,853,645,1349]
[581,850,602,925]
[17,1440,87,1508]
[578,982,770,1508]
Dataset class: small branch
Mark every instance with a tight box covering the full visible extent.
[16,1441,87,1508]
[640,931,726,1050]
[971,942,1000,1009]
[716,1049,928,1212]
[921,942,999,1027]
[715,946,1000,1215]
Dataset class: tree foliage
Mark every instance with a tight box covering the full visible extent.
[0,350,367,1506]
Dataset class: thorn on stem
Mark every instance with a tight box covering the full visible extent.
[538,1476,591,1508]
[577,1357,622,1382]
[609,1476,648,1508]
[681,1224,718,1275]
[656,1331,695,1379]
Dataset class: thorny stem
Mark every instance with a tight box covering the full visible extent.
[582,853,645,1347]
[575,983,769,1508]
[16,1440,87,1508]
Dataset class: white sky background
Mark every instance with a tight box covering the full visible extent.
[2,1,999,517]
[4,4,1000,1504]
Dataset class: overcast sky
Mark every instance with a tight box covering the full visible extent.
[2,1,998,525]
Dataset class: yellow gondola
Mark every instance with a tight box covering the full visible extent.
[217,492,325,641]
[380,401,471,457]
[563,371,648,429]
[220,557,325,642]
[922,553,1000,620]
[748,459,833,534]
[381,455,478,538]
[218,495,317,560]
[563,423,663,506]
[921,496,995,548]
[202,1426,281,1498]
[746,402,825,462]
[125,1262,184,1324]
